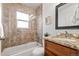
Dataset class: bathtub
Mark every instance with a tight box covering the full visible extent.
[2,42,44,56]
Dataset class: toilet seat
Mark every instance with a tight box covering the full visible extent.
[32,47,44,56]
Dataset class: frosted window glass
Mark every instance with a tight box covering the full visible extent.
[16,11,29,21]
[17,21,29,28]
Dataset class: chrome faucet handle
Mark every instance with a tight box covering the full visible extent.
[64,31,69,38]
[65,31,68,34]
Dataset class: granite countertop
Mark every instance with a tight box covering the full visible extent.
[44,36,79,50]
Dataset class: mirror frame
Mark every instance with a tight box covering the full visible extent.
[55,3,79,29]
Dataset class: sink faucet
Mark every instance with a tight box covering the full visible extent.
[65,31,69,38]
[65,31,74,39]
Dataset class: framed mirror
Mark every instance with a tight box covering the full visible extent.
[56,3,79,29]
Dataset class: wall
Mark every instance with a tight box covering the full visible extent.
[36,5,43,44]
[0,40,1,55]
[43,3,79,36]
[0,3,4,38]
[1,3,37,50]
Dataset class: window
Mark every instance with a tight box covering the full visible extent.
[16,11,29,28]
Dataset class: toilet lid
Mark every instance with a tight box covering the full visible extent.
[32,47,44,55]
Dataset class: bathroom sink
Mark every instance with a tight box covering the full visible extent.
[54,38,77,43]
[46,37,79,49]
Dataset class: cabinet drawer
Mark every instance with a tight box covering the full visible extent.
[45,48,56,56]
[45,40,76,56]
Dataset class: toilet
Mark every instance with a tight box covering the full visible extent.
[32,46,44,56]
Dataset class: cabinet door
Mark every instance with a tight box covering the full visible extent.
[45,49,56,56]
[45,40,76,56]
[69,49,76,56]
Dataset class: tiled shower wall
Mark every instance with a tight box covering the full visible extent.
[36,5,43,44]
[1,3,37,50]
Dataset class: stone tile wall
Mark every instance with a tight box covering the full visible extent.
[1,3,37,51]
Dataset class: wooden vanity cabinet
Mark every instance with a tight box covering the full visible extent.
[45,40,79,56]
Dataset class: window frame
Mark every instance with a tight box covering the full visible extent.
[16,11,29,29]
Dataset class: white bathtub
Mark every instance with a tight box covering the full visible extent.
[2,42,44,56]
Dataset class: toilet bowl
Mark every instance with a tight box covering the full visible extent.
[32,46,44,56]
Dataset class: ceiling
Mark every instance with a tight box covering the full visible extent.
[22,3,41,9]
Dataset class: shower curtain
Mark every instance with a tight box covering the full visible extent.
[0,4,4,39]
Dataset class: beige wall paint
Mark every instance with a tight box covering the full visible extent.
[1,3,37,50]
